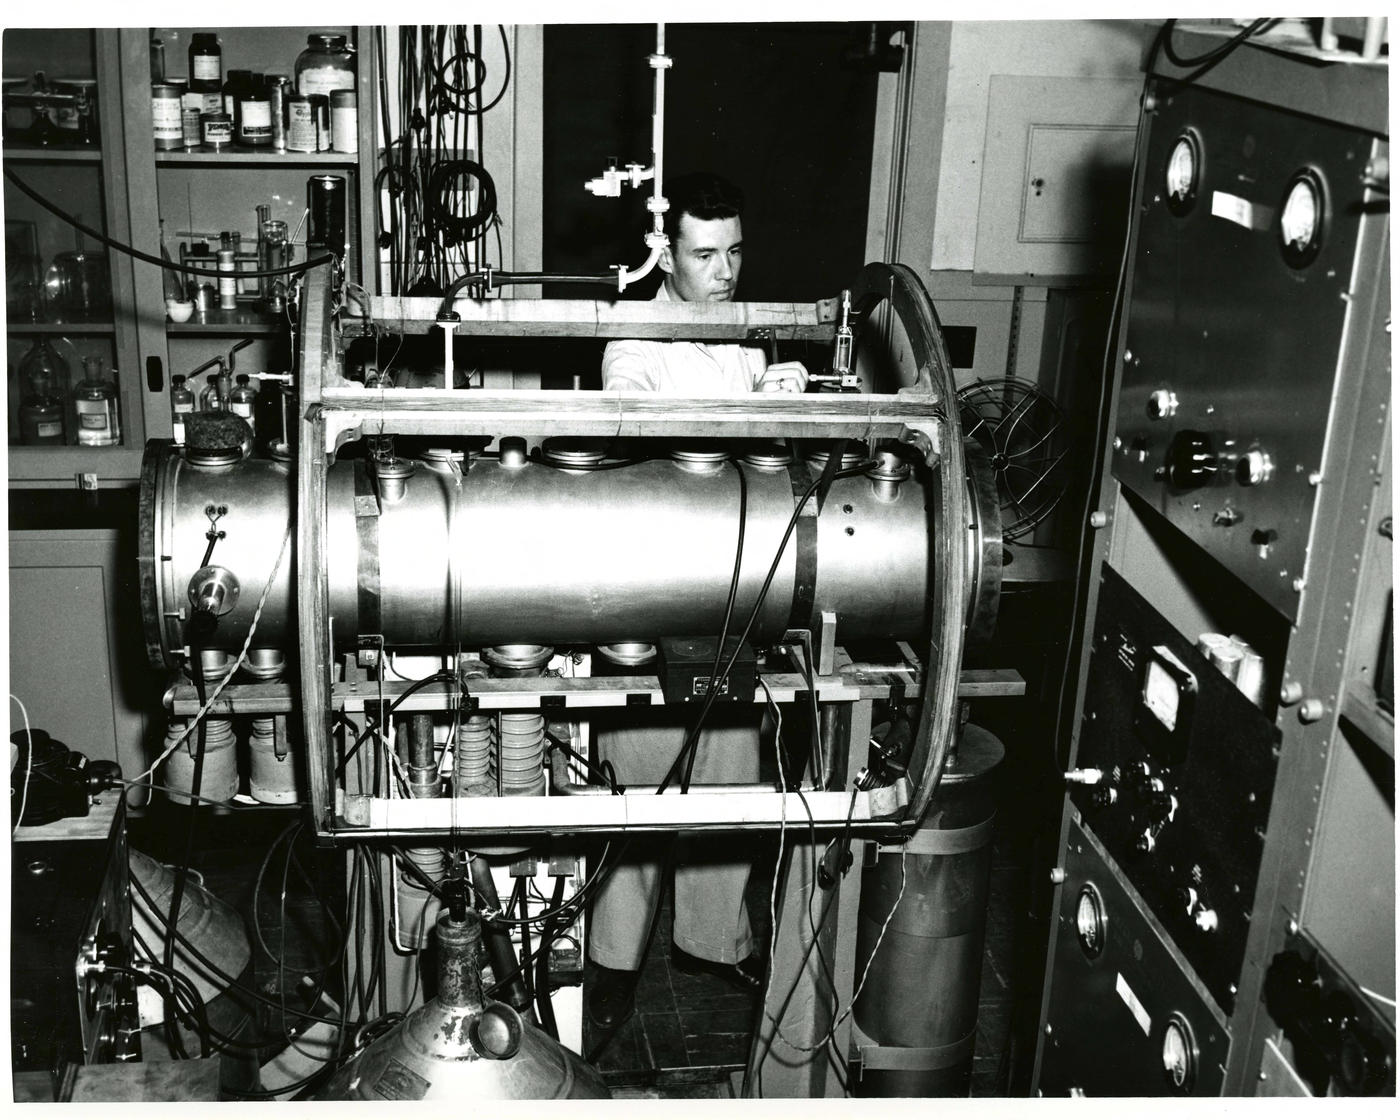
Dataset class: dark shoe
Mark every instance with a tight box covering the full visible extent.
[587,965,641,1030]
[670,946,764,993]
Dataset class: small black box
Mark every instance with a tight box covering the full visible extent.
[658,636,756,704]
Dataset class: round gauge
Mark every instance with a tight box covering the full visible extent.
[1279,169,1325,267]
[1074,883,1106,959]
[1161,1013,1198,1093]
[1164,131,1202,215]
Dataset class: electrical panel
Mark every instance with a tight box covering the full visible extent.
[1035,31,1391,1099]
[1110,82,1372,621]
[1073,566,1279,1012]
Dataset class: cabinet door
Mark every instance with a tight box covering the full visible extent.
[8,529,164,784]
[5,30,147,486]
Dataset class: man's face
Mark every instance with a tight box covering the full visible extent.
[662,213,743,302]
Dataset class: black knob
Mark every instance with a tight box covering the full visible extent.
[1164,430,1219,489]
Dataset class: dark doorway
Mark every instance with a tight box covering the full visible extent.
[542,23,880,306]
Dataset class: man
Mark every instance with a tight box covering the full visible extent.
[587,173,807,1030]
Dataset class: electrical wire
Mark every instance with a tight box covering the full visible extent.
[9,694,33,836]
[336,669,457,776]
[3,166,333,280]
[128,862,347,1029]
[682,460,749,793]
[135,525,292,785]
[1159,18,1276,75]
[656,459,878,795]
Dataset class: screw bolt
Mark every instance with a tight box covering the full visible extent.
[1298,698,1326,723]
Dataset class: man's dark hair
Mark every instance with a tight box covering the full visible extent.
[663,172,744,245]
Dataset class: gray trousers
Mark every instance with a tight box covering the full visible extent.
[587,708,760,971]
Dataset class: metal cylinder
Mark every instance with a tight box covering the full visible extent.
[398,847,446,950]
[307,173,347,257]
[406,712,440,799]
[852,723,1003,1097]
[248,717,297,804]
[162,718,238,804]
[140,446,934,666]
[129,848,259,1095]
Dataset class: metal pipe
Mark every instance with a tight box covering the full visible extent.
[467,855,531,1012]
[141,449,933,665]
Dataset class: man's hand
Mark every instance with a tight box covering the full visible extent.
[757,360,809,394]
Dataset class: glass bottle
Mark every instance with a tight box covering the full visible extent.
[160,219,186,302]
[17,338,69,445]
[170,373,194,445]
[200,369,228,412]
[72,354,120,447]
[188,33,222,91]
[229,373,258,435]
[295,34,355,98]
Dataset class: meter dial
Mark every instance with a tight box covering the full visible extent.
[1161,1013,1198,1093]
[1074,882,1106,959]
[1164,131,1202,214]
[1279,169,1325,267]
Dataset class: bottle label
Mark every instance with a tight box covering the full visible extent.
[287,102,317,151]
[223,93,234,116]
[204,118,232,145]
[37,421,63,438]
[152,96,182,139]
[182,90,205,111]
[298,67,354,98]
[240,101,272,136]
[202,90,223,115]
[231,401,253,419]
[193,55,220,82]
[331,106,358,153]
[172,417,185,444]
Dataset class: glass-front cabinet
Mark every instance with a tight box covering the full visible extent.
[122,27,375,452]
[4,28,149,484]
[4,27,374,486]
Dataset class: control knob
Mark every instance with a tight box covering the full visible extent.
[1147,389,1179,420]
[1237,448,1275,486]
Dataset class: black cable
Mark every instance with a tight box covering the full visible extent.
[3,166,333,280]
[336,670,456,776]
[129,863,347,1028]
[103,963,209,1059]
[533,875,567,1041]
[656,460,878,795]
[393,842,619,930]
[515,879,534,1003]
[1160,18,1274,70]
[427,159,498,245]
[544,732,624,794]
[163,636,209,1061]
[682,460,749,793]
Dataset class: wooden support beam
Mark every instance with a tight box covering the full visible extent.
[166,668,1024,716]
[316,387,946,450]
[361,295,837,341]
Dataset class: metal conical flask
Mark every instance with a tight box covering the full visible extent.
[317,905,610,1100]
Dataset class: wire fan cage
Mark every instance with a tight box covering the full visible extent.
[957,377,1069,542]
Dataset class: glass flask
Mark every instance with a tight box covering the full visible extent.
[17,337,69,445]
